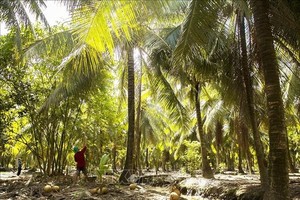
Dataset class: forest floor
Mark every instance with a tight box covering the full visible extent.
[0,169,300,200]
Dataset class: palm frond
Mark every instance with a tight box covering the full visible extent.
[270,0,300,52]
[203,98,227,132]
[173,0,224,65]
[56,0,93,11]
[71,1,138,55]
[285,67,300,105]
[145,62,190,131]
[0,0,49,51]
[0,0,22,50]
[140,107,160,145]
[40,44,107,111]
[24,30,74,60]
[15,0,35,33]
[136,0,187,26]
[23,0,50,29]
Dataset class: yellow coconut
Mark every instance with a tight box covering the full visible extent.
[89,188,98,195]
[52,185,60,192]
[44,185,52,193]
[173,188,181,196]
[102,187,108,194]
[98,187,108,194]
[129,183,137,190]
[170,192,180,200]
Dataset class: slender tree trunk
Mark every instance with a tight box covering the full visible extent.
[236,116,248,174]
[250,0,289,199]
[58,100,69,174]
[240,120,254,174]
[112,144,117,172]
[135,61,142,174]
[287,143,297,173]
[238,13,268,188]
[162,150,166,172]
[246,150,254,174]
[238,147,245,174]
[119,46,135,184]
[226,152,235,171]
[236,119,244,174]
[227,119,235,171]
[46,128,54,175]
[145,148,149,171]
[194,82,214,179]
[215,121,223,173]
[0,138,4,167]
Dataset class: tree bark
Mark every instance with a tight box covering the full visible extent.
[119,46,135,184]
[135,61,142,174]
[194,82,214,179]
[250,0,289,198]
[238,147,244,174]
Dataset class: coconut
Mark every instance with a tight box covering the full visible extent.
[129,183,137,190]
[44,185,52,193]
[102,187,108,194]
[98,187,108,194]
[52,185,60,192]
[173,188,181,196]
[89,188,98,195]
[170,192,180,200]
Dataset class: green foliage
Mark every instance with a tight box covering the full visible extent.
[181,141,201,176]
[96,154,110,183]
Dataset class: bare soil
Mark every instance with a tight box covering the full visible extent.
[0,170,299,200]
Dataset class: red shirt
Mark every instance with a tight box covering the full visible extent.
[74,146,86,168]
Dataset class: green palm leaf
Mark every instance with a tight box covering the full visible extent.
[0,0,49,51]
[71,1,138,55]
[173,0,224,65]
[40,44,107,111]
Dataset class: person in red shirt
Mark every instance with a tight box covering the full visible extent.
[73,144,87,180]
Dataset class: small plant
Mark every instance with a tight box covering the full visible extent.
[96,154,109,193]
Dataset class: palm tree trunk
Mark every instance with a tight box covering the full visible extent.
[119,46,135,184]
[194,82,214,179]
[145,148,149,171]
[227,119,235,171]
[240,120,254,174]
[215,120,223,173]
[112,144,117,172]
[238,13,268,188]
[0,137,4,167]
[58,100,69,174]
[238,147,244,174]
[236,117,254,174]
[135,61,142,174]
[288,146,297,173]
[250,0,289,199]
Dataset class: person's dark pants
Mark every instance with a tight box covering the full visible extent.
[76,166,87,176]
[17,167,21,176]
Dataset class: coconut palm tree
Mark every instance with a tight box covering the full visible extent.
[171,0,228,178]
[233,2,269,187]
[250,0,290,199]
[119,45,135,183]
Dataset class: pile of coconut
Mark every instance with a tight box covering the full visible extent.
[43,184,60,193]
